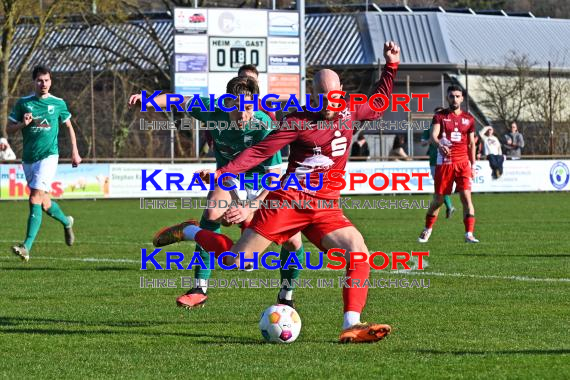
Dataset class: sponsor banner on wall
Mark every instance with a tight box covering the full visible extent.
[0,164,110,200]
[268,12,299,37]
[175,54,208,73]
[2,160,568,201]
[207,9,268,37]
[174,8,208,33]
[341,160,570,194]
[174,35,208,54]
[108,164,216,198]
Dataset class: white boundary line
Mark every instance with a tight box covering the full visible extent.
[1,255,569,283]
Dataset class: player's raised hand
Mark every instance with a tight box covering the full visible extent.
[128,93,142,109]
[383,41,401,64]
[23,113,34,126]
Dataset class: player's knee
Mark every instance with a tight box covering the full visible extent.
[29,192,43,205]
[283,235,302,251]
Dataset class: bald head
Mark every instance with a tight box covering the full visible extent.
[313,69,341,93]
[311,69,343,120]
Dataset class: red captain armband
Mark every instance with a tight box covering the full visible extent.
[386,62,400,69]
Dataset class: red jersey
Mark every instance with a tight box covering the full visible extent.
[433,109,475,165]
[218,64,398,199]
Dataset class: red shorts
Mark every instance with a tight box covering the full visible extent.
[434,161,472,195]
[249,189,354,250]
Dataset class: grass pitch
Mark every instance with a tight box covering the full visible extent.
[1,193,569,379]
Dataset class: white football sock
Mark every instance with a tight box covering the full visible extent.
[343,311,361,329]
[183,225,201,240]
[198,278,208,293]
[279,288,293,301]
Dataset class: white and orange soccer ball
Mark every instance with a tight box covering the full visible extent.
[259,304,302,343]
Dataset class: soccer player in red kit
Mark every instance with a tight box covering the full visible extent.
[418,85,479,243]
[154,41,400,343]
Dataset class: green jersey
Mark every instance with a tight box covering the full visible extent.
[9,94,71,163]
[187,97,282,188]
[421,125,437,167]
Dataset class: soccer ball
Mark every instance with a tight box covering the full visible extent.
[259,304,302,343]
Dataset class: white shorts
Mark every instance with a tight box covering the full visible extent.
[23,155,59,192]
[223,177,263,201]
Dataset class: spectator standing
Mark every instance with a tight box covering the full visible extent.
[479,126,504,179]
[351,133,370,157]
[503,121,524,159]
[0,137,17,161]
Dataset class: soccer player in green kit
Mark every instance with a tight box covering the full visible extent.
[420,107,455,219]
[129,76,304,309]
[7,65,81,262]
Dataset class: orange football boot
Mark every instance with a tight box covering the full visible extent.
[153,219,199,247]
[176,288,208,309]
[339,323,392,343]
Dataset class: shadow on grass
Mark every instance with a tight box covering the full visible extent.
[0,266,137,271]
[0,316,326,344]
[0,327,265,344]
[455,253,570,258]
[415,348,570,355]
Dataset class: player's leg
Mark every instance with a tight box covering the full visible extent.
[12,158,56,261]
[12,188,44,262]
[459,190,478,243]
[319,226,391,343]
[455,162,478,243]
[432,165,454,217]
[42,193,75,246]
[177,210,221,309]
[278,232,304,307]
[152,185,231,248]
[418,164,453,243]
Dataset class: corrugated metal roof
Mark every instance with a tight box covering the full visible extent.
[307,12,570,70]
[8,19,173,73]
[365,12,450,65]
[442,13,570,69]
[305,14,366,66]
[5,12,570,72]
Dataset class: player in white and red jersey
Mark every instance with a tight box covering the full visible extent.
[418,85,479,243]
[153,41,401,343]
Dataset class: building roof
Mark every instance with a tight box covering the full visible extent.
[4,10,570,73]
[308,12,570,71]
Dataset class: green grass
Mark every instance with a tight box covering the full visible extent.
[1,194,569,379]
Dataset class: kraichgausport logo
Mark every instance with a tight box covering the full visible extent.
[550,161,570,190]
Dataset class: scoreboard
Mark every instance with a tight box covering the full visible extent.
[209,37,267,72]
[173,8,301,98]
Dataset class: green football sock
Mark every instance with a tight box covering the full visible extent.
[46,201,70,227]
[23,203,43,252]
[193,215,221,284]
[444,195,453,211]
[280,245,305,290]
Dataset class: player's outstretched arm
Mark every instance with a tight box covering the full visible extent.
[128,92,191,110]
[64,119,82,167]
[216,127,298,178]
[354,41,400,121]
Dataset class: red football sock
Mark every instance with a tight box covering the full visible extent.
[425,214,438,229]
[464,215,476,233]
[195,229,234,257]
[342,260,371,313]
